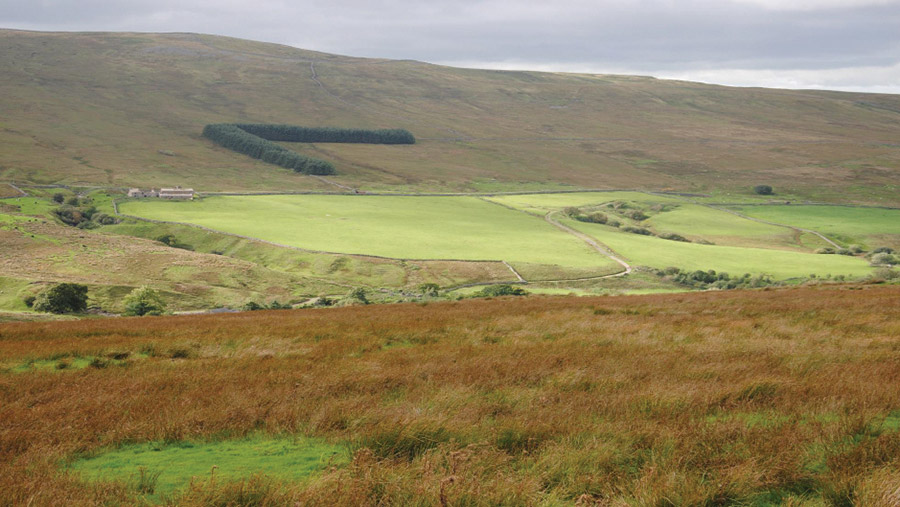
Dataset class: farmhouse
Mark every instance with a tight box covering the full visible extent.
[127,188,158,198]
[127,186,194,199]
[159,187,195,199]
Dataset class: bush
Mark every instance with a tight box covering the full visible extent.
[32,283,88,314]
[346,287,369,304]
[52,193,65,204]
[475,284,528,297]
[53,205,86,226]
[625,210,648,221]
[816,247,836,254]
[753,185,774,195]
[123,286,166,316]
[870,253,898,266]
[418,283,440,297]
[621,226,652,236]
[658,232,690,242]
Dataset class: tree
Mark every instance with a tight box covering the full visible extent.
[52,192,65,204]
[346,287,369,304]
[33,283,88,314]
[753,185,774,195]
[418,283,440,297]
[123,286,166,316]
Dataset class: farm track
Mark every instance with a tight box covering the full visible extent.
[543,211,632,279]
[707,205,842,249]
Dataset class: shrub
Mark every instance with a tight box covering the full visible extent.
[418,283,440,297]
[53,205,86,226]
[52,192,65,204]
[625,210,648,221]
[816,248,836,254]
[475,284,528,297]
[346,287,369,304]
[32,283,88,314]
[621,226,652,236]
[123,286,166,316]
[242,301,264,311]
[870,253,898,266]
[753,185,774,195]
[65,196,80,206]
[658,232,690,242]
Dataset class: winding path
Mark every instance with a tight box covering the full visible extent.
[543,211,632,278]
[707,205,841,249]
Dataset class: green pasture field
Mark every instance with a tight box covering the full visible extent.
[645,204,829,250]
[490,193,828,251]
[487,191,683,215]
[733,205,900,249]
[119,195,620,271]
[561,217,873,279]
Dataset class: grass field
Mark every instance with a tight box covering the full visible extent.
[734,205,900,249]
[120,195,620,272]
[3,286,900,504]
[121,193,878,281]
[562,217,872,279]
[489,192,826,250]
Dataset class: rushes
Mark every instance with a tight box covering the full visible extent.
[1,285,900,503]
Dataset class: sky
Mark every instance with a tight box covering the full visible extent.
[3,0,900,93]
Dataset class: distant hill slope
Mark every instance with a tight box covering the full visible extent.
[1,30,899,202]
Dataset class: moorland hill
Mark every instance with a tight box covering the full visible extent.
[2,30,899,203]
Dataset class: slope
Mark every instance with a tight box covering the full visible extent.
[1,30,899,202]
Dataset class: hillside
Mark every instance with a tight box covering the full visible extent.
[2,30,900,203]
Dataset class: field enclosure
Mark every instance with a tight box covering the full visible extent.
[121,192,877,281]
[2,286,900,504]
[119,195,622,279]
[734,205,900,250]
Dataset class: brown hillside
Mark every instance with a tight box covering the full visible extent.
[1,30,899,202]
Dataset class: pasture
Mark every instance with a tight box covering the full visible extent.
[562,217,871,279]
[120,193,880,281]
[120,195,620,272]
[733,205,900,249]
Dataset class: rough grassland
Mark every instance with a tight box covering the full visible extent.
[2,286,900,504]
[562,217,872,279]
[120,195,620,271]
[2,31,900,202]
[734,205,900,249]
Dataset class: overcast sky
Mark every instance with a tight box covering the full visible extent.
[3,0,900,93]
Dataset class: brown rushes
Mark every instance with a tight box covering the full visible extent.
[1,285,900,504]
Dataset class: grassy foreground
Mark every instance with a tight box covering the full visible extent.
[2,285,900,504]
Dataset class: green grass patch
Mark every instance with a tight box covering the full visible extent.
[487,191,683,215]
[120,195,618,270]
[562,217,873,279]
[69,435,347,500]
[733,205,900,248]
[5,353,149,374]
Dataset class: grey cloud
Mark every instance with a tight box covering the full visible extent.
[1,0,898,92]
